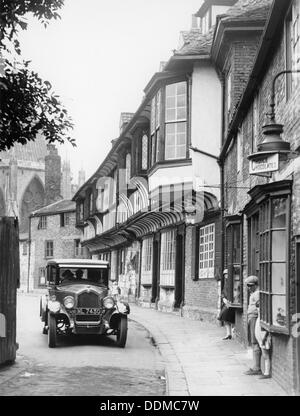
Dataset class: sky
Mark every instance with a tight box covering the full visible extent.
[19,0,203,183]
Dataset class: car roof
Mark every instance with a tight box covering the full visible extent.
[46,258,109,267]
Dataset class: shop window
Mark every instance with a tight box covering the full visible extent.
[226,216,243,307]
[259,197,290,331]
[141,237,153,285]
[45,240,54,258]
[142,237,153,272]
[246,181,291,333]
[160,229,176,286]
[199,224,215,278]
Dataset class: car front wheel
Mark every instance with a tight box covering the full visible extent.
[48,313,57,348]
[116,315,128,348]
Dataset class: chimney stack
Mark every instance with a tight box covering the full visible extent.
[119,112,134,135]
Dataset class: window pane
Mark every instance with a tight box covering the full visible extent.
[166,109,176,121]
[165,146,175,159]
[166,83,176,97]
[271,263,286,294]
[272,198,287,228]
[177,107,187,120]
[177,146,186,158]
[272,295,287,327]
[166,96,176,108]
[272,231,286,261]
[177,81,186,95]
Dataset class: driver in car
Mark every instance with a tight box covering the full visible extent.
[61,269,74,282]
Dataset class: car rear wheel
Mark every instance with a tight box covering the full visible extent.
[116,315,127,348]
[48,313,57,348]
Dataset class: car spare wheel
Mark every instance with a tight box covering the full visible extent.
[48,313,57,348]
[116,315,128,348]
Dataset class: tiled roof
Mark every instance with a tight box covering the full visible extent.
[32,199,75,216]
[0,134,47,163]
[220,0,273,23]
[174,28,214,56]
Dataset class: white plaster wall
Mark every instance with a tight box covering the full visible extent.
[148,165,193,193]
[191,62,221,201]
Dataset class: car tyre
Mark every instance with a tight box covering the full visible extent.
[48,313,57,348]
[116,315,127,348]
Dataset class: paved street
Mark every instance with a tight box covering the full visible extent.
[0,293,165,396]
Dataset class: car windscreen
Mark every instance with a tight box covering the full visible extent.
[58,267,108,286]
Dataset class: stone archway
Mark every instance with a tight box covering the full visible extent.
[20,176,45,233]
[0,188,5,217]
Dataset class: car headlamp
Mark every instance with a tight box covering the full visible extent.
[63,296,75,309]
[103,296,115,309]
[48,300,61,313]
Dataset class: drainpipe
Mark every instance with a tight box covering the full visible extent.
[218,72,226,306]
[27,215,32,293]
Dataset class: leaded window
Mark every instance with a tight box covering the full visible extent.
[142,134,148,170]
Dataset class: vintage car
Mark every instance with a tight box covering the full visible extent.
[40,259,130,348]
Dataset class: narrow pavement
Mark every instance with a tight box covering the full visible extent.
[129,304,288,396]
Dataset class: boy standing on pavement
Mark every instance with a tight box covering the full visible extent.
[244,275,261,376]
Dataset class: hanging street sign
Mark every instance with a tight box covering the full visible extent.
[249,153,279,175]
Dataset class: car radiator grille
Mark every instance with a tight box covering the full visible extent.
[76,315,100,322]
[77,292,99,308]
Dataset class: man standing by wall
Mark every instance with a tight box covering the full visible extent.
[244,275,261,376]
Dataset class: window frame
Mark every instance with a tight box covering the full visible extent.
[225,215,243,308]
[198,223,215,279]
[38,215,47,230]
[286,0,300,99]
[160,229,176,287]
[245,181,292,335]
[45,240,54,258]
[149,78,189,168]
[259,195,291,334]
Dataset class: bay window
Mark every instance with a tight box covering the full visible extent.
[246,181,291,333]
[165,82,187,160]
[149,80,188,167]
[259,196,290,331]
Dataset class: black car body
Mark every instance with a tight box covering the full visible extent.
[40,259,130,348]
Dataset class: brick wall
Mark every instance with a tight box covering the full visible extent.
[183,215,221,322]
[30,211,81,288]
[222,20,300,394]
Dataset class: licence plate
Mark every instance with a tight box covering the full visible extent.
[76,308,101,315]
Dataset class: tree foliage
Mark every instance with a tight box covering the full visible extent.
[0,0,75,151]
